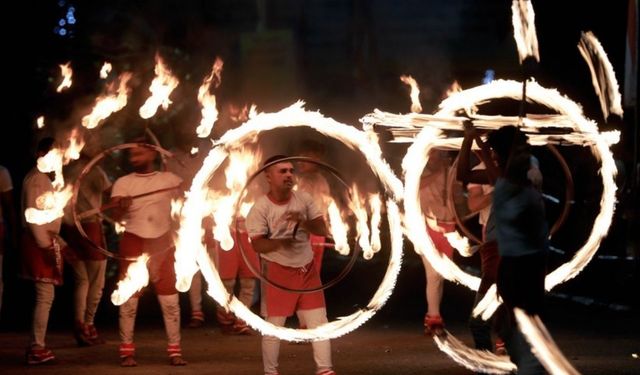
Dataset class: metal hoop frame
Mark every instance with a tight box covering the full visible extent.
[234,156,362,293]
[71,142,175,261]
[447,144,574,244]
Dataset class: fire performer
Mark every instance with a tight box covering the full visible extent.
[457,122,543,359]
[110,142,186,367]
[419,148,456,336]
[20,137,68,365]
[246,155,336,375]
[460,125,547,374]
[61,149,111,346]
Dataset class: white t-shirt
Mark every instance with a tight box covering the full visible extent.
[22,168,61,248]
[246,191,322,267]
[0,165,13,223]
[111,171,182,238]
[467,162,494,226]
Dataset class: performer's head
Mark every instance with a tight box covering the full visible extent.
[487,125,531,184]
[263,155,295,195]
[296,139,326,174]
[128,140,158,173]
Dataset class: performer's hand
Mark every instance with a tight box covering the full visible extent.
[116,196,133,210]
[463,120,476,135]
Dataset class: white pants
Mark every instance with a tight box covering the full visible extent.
[189,271,203,313]
[119,294,181,345]
[223,278,255,307]
[262,307,332,374]
[30,282,55,348]
[421,254,444,316]
[69,258,106,325]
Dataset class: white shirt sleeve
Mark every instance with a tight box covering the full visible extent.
[246,198,269,238]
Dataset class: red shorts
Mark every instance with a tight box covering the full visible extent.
[215,230,260,280]
[260,260,326,317]
[19,232,64,285]
[426,222,456,259]
[118,231,177,295]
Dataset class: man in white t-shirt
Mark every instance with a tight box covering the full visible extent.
[110,143,186,367]
[246,155,336,375]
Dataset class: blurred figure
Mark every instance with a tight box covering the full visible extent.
[419,149,456,336]
[20,137,69,365]
[61,152,111,346]
[0,163,17,316]
[110,142,186,367]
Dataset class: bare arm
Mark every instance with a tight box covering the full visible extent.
[300,216,328,237]
[457,122,499,185]
[467,185,492,212]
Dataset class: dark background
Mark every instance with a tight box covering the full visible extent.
[1,0,637,339]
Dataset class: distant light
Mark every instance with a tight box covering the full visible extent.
[632,353,638,359]
[68,6,75,13]
[482,69,495,84]
[58,18,66,27]
[58,28,67,36]
[68,17,76,25]
[58,0,66,7]
[53,26,60,34]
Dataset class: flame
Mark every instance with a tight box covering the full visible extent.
[36,116,45,129]
[578,31,623,119]
[433,332,516,374]
[24,185,73,225]
[82,72,132,129]
[349,185,373,259]
[139,54,179,119]
[111,254,150,305]
[174,103,404,341]
[56,62,73,92]
[368,194,382,254]
[399,75,422,113]
[37,148,65,189]
[99,62,112,79]
[512,0,540,63]
[446,80,463,97]
[190,147,199,155]
[115,221,126,234]
[212,148,262,250]
[64,128,85,161]
[327,198,349,255]
[196,58,224,138]
[171,198,184,220]
[514,309,581,375]
[444,231,473,257]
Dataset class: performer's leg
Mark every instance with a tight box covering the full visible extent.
[84,259,106,342]
[238,278,255,307]
[158,293,186,365]
[298,308,332,373]
[118,297,138,365]
[263,316,286,374]
[30,282,54,348]
[187,271,204,327]
[69,258,89,326]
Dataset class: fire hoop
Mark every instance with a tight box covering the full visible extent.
[234,156,360,293]
[71,142,177,261]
